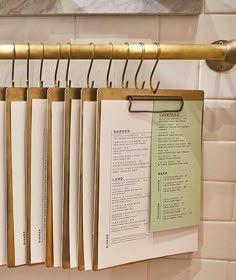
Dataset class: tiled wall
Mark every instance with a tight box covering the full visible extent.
[0,0,236,279]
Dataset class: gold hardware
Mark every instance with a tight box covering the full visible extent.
[39,43,44,87]
[128,95,184,113]
[87,42,95,88]
[206,40,234,72]
[65,42,71,88]
[11,43,15,87]
[225,40,236,64]
[135,42,145,89]
[54,43,61,88]
[0,41,235,73]
[150,42,160,94]
[122,42,129,88]
[0,42,230,61]
[106,42,113,88]
[26,43,30,87]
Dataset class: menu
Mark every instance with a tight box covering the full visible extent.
[151,101,203,231]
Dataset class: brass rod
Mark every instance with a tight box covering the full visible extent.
[0,40,235,63]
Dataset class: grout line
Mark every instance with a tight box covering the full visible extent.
[73,15,76,40]
[203,0,206,14]
[231,184,236,221]
[203,139,236,142]
[159,16,162,42]
[74,16,78,39]
[202,180,236,184]
[226,261,230,280]
[204,12,236,15]
[157,15,160,41]
[167,257,231,262]
[202,179,236,183]
[204,98,236,101]
[158,15,160,41]
[197,58,201,90]
[202,140,236,143]
[200,220,236,223]
[146,260,149,280]
[204,99,236,101]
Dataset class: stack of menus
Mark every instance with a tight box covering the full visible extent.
[1,85,203,270]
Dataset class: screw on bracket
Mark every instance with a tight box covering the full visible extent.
[206,40,234,73]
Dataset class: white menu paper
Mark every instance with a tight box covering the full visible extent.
[0,101,6,265]
[31,99,47,263]
[52,102,64,267]
[96,99,198,269]
[69,99,80,268]
[11,101,27,266]
[82,100,96,271]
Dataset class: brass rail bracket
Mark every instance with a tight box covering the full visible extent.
[206,40,234,72]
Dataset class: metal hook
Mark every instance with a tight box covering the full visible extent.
[87,42,95,88]
[65,42,71,88]
[150,42,161,94]
[11,43,16,87]
[134,42,145,89]
[54,42,61,88]
[26,42,30,87]
[122,42,129,88]
[106,42,113,88]
[39,42,44,87]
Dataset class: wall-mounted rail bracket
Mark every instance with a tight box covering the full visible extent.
[206,40,235,72]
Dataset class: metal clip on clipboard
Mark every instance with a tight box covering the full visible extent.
[128,95,184,113]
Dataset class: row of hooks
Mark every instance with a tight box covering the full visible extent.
[11,42,161,93]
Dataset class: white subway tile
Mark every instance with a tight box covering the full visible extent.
[154,60,199,90]
[199,61,236,100]
[0,265,69,280]
[202,141,236,182]
[0,16,75,43]
[196,15,236,43]
[193,222,236,260]
[158,16,199,91]
[69,261,147,280]
[205,0,236,14]
[203,100,236,141]
[228,262,236,280]
[201,181,234,221]
[160,16,199,44]
[75,16,159,40]
[0,16,75,87]
[166,252,195,259]
[148,258,227,280]
[197,15,236,99]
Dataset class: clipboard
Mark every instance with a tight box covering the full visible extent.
[62,87,81,269]
[0,88,6,266]
[26,87,47,265]
[78,88,97,271]
[93,88,204,270]
[6,87,27,268]
[46,87,65,267]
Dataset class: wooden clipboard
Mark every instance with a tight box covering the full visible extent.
[26,87,47,265]
[0,88,6,101]
[93,88,204,270]
[46,87,65,267]
[6,87,27,268]
[62,87,81,269]
[0,87,6,266]
[78,88,97,271]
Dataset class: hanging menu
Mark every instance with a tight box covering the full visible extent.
[150,100,203,232]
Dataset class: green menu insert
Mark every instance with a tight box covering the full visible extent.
[150,100,203,232]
